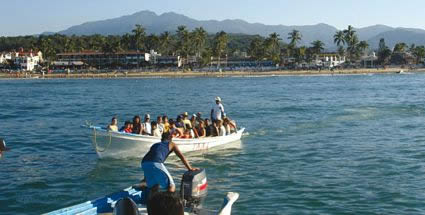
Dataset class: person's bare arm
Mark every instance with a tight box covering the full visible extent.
[211,109,214,120]
[200,128,206,138]
[171,142,198,171]
[193,128,199,138]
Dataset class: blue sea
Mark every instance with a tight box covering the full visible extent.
[1,73,425,214]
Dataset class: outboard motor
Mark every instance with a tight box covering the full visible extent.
[113,197,140,215]
[180,169,208,208]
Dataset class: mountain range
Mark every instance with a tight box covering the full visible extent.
[47,10,425,50]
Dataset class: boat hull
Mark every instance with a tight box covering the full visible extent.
[90,127,245,159]
[44,186,239,215]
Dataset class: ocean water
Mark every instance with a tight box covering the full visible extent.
[1,74,425,215]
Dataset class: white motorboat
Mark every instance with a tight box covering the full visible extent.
[87,126,245,159]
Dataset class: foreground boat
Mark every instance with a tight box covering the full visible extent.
[44,187,239,215]
[87,126,245,159]
[45,169,239,215]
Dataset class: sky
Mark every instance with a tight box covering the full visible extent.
[1,0,425,36]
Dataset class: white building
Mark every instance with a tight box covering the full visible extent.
[0,53,12,64]
[314,54,346,68]
[13,51,43,71]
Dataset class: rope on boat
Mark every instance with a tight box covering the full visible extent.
[93,127,112,153]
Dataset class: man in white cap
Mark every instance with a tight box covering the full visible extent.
[0,138,10,158]
[142,114,152,135]
[211,96,225,122]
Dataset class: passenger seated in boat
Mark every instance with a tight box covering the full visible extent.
[196,112,203,128]
[182,112,192,129]
[188,125,199,138]
[132,115,142,134]
[142,114,152,135]
[204,118,213,137]
[147,191,184,215]
[107,117,118,132]
[151,121,161,137]
[176,115,185,129]
[162,116,170,133]
[157,116,164,135]
[196,121,206,138]
[223,117,237,135]
[169,121,183,138]
[190,114,197,129]
[216,120,226,136]
[180,129,192,139]
[119,121,132,133]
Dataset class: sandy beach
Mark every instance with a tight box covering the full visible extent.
[0,68,421,79]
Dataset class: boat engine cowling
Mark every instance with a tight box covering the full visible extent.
[180,169,208,207]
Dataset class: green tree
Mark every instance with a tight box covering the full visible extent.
[145,34,160,51]
[412,46,425,64]
[132,24,146,52]
[333,31,346,46]
[357,40,369,56]
[121,33,132,51]
[248,37,265,66]
[176,25,192,68]
[193,27,207,58]
[377,38,392,65]
[158,31,174,56]
[393,42,408,53]
[264,33,282,64]
[213,31,228,68]
[288,29,302,48]
[310,40,325,55]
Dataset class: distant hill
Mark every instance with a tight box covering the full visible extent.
[47,10,425,50]
[367,29,425,49]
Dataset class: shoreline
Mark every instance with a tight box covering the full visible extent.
[0,68,421,79]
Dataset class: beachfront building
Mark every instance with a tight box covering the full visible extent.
[360,52,379,68]
[13,50,43,71]
[209,57,275,70]
[55,50,183,70]
[56,51,152,69]
[313,53,346,69]
[148,50,182,68]
[0,53,12,64]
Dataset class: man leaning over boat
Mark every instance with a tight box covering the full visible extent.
[141,131,199,194]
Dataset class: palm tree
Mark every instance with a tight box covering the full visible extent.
[393,43,408,53]
[358,41,369,53]
[213,31,228,68]
[377,38,392,65]
[343,25,356,45]
[264,33,282,64]
[192,27,207,58]
[131,24,146,70]
[132,24,146,52]
[412,46,425,64]
[145,34,160,51]
[288,30,302,48]
[249,37,265,66]
[294,46,307,63]
[176,25,191,68]
[121,33,132,51]
[311,40,325,55]
[159,31,173,56]
[288,30,302,58]
[333,31,346,46]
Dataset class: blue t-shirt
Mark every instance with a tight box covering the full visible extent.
[142,141,170,163]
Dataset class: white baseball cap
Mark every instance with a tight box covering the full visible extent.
[215,96,221,101]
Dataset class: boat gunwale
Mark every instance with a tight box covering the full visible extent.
[89,126,245,144]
